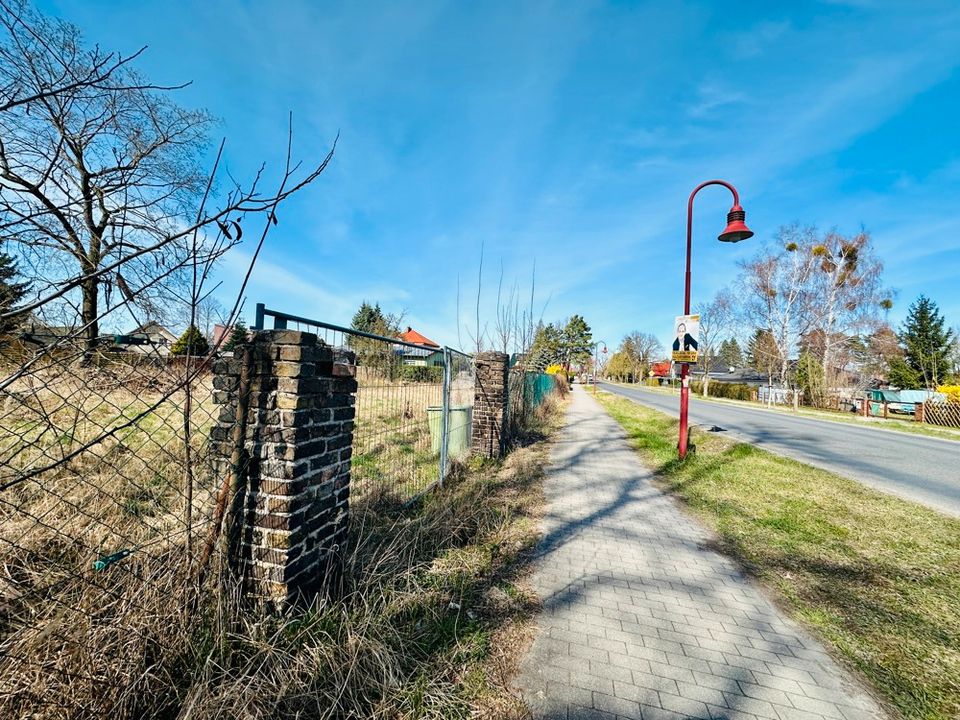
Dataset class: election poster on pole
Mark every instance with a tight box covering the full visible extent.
[671,314,700,363]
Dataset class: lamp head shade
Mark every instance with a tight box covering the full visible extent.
[718,204,753,243]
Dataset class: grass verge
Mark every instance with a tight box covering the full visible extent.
[604,381,960,442]
[596,390,960,720]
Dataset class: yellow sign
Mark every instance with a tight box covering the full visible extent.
[671,314,700,364]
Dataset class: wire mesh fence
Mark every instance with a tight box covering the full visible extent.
[0,298,475,715]
[0,326,223,716]
[254,305,474,502]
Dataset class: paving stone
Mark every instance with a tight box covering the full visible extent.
[613,679,662,706]
[568,703,618,720]
[515,389,888,720]
[593,691,644,719]
[659,692,712,718]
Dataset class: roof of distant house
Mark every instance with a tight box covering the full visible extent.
[398,326,439,348]
[129,320,176,340]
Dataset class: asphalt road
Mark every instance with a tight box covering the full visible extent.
[599,382,960,517]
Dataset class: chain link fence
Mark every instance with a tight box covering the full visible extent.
[0,307,477,715]
[0,323,222,716]
[0,297,476,715]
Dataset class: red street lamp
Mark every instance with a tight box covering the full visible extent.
[678,180,753,460]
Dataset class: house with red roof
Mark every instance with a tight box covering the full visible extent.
[396,326,443,366]
[398,326,439,347]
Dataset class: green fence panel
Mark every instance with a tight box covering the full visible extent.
[525,372,556,407]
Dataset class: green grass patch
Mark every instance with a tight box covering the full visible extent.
[597,391,960,720]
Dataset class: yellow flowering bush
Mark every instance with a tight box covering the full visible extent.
[937,385,960,403]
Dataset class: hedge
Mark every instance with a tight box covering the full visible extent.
[690,380,755,401]
[398,365,443,383]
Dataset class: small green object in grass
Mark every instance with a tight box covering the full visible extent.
[93,548,132,571]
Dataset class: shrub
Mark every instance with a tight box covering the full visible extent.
[691,380,756,401]
[645,377,661,387]
[170,324,209,356]
[938,385,960,404]
[398,364,442,383]
[553,372,569,396]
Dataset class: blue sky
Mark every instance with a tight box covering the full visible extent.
[39,0,960,351]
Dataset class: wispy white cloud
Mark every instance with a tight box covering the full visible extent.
[53,0,960,350]
[730,20,791,59]
[687,80,750,118]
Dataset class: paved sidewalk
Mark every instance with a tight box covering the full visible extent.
[516,387,886,720]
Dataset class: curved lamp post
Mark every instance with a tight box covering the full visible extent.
[678,181,753,460]
[592,340,607,396]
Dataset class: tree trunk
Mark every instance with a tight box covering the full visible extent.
[81,276,99,360]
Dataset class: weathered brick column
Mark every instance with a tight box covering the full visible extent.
[472,351,509,458]
[210,330,356,606]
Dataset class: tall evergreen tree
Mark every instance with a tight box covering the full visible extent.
[223,320,249,352]
[718,338,743,368]
[528,322,562,370]
[794,349,826,406]
[351,301,386,334]
[748,329,780,381]
[0,243,29,335]
[171,325,209,356]
[349,301,399,374]
[561,315,592,374]
[900,295,953,388]
[887,357,921,390]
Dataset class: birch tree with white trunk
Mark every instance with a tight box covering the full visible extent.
[737,226,821,388]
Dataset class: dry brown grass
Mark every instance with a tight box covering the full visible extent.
[0,366,563,719]
[0,364,219,575]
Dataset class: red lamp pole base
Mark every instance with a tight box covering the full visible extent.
[678,363,690,459]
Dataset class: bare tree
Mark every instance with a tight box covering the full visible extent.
[189,294,225,338]
[0,0,169,114]
[621,331,663,383]
[0,2,329,356]
[737,226,820,387]
[461,251,544,359]
[806,229,889,389]
[696,289,733,397]
[493,260,519,355]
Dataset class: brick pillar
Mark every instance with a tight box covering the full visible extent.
[210,330,356,606]
[472,351,509,458]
